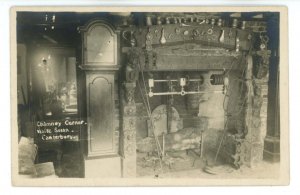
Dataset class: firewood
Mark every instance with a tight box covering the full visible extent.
[137,127,202,153]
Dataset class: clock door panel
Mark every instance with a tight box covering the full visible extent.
[86,73,115,157]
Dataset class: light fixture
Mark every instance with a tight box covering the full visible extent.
[52,14,56,23]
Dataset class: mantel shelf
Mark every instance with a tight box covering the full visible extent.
[79,65,120,71]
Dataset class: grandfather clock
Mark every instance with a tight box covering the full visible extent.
[79,20,120,158]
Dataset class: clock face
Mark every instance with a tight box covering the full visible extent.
[86,25,116,65]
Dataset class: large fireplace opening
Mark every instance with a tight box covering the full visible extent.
[131,55,259,177]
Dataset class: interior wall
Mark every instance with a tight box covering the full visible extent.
[17,44,29,140]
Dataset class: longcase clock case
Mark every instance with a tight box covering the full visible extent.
[79,20,120,158]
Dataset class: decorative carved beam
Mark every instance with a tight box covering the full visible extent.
[122,23,252,51]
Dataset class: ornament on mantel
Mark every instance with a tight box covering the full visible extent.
[160,28,167,44]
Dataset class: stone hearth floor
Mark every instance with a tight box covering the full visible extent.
[138,160,280,179]
[137,151,280,179]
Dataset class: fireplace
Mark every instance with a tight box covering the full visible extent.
[118,13,274,177]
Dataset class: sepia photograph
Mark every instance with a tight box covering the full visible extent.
[11,6,289,186]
